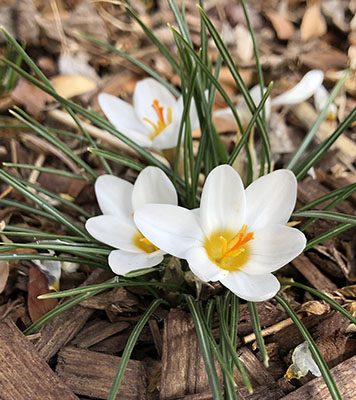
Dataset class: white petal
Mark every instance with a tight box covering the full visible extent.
[108,249,163,275]
[271,70,324,107]
[242,225,306,275]
[186,246,228,282]
[133,78,177,124]
[33,260,61,285]
[200,165,246,236]
[95,175,133,222]
[245,169,297,231]
[98,93,151,147]
[220,271,280,302]
[132,166,178,211]
[85,215,139,252]
[150,121,180,150]
[314,85,337,117]
[134,204,204,258]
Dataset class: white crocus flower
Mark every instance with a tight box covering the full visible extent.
[214,70,324,127]
[98,78,198,150]
[85,166,178,275]
[134,165,306,302]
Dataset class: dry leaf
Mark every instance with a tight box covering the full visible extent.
[336,284,356,299]
[0,261,9,294]
[266,11,296,40]
[11,78,53,117]
[51,74,97,99]
[297,301,330,316]
[300,3,327,41]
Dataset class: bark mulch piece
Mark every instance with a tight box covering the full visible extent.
[0,319,78,400]
[34,269,106,361]
[56,346,147,400]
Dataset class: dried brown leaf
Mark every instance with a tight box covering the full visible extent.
[266,11,296,40]
[51,75,97,99]
[11,78,53,117]
[300,3,327,41]
[27,266,58,323]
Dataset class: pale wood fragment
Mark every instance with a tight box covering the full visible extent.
[0,319,78,400]
[56,346,147,400]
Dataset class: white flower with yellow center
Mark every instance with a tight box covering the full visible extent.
[134,165,306,301]
[214,69,324,127]
[98,78,198,150]
[85,166,178,275]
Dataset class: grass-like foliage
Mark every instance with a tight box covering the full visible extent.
[1,1,356,399]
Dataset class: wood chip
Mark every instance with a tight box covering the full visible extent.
[70,319,130,348]
[56,346,147,399]
[160,309,215,399]
[291,254,337,291]
[34,269,106,361]
[0,319,78,400]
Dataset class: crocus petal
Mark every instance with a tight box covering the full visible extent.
[245,169,297,231]
[242,225,306,275]
[85,215,139,252]
[108,249,164,275]
[132,166,178,211]
[95,175,133,222]
[186,246,229,282]
[200,165,246,237]
[220,271,280,302]
[314,85,337,117]
[134,204,204,258]
[133,78,177,124]
[150,121,180,150]
[271,70,324,107]
[98,94,151,147]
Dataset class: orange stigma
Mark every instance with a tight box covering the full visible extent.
[204,225,255,272]
[143,99,173,139]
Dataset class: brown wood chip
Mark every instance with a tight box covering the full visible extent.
[56,346,147,400]
[0,319,78,400]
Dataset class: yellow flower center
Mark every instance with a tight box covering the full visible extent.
[133,230,159,253]
[204,225,254,272]
[143,99,173,140]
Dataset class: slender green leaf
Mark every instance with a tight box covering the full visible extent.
[24,288,105,335]
[287,71,349,170]
[185,295,223,400]
[294,107,356,180]
[275,295,342,400]
[197,6,271,171]
[247,301,269,367]
[3,163,91,181]
[293,210,356,226]
[82,33,179,97]
[280,281,356,326]
[107,299,165,400]
[305,222,353,251]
